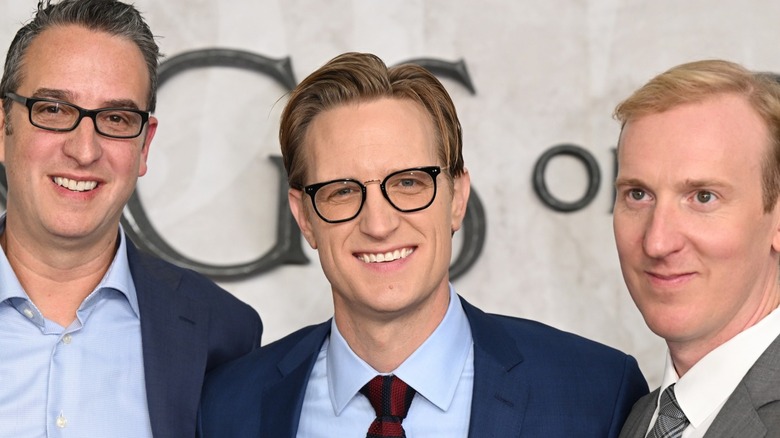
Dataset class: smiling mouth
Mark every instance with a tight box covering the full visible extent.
[356,248,415,263]
[53,176,98,192]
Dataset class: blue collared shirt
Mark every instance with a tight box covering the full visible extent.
[0,218,152,437]
[297,285,474,437]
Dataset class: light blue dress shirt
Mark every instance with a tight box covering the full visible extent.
[297,285,474,437]
[0,219,153,438]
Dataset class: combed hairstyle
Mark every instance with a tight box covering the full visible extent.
[0,0,160,131]
[614,59,780,212]
[279,52,464,190]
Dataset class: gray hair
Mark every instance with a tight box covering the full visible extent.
[0,0,161,125]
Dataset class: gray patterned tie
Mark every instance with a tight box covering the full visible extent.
[646,384,689,438]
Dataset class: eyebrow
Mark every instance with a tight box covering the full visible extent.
[31,88,142,110]
[614,176,731,191]
[680,178,731,191]
[614,177,643,188]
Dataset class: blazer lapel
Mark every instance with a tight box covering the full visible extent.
[260,322,331,437]
[704,333,780,437]
[129,242,210,438]
[703,384,766,437]
[460,297,528,438]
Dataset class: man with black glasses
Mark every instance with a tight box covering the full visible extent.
[0,1,261,437]
[199,52,647,437]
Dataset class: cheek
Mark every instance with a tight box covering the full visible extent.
[311,226,348,266]
[613,219,641,255]
[111,148,145,174]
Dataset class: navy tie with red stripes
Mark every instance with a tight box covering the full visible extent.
[360,375,416,438]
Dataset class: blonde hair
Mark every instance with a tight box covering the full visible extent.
[614,60,780,212]
[279,52,464,189]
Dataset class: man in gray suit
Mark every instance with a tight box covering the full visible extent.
[613,59,780,437]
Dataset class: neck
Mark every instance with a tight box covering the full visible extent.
[334,288,451,373]
[0,224,119,327]
[669,287,780,377]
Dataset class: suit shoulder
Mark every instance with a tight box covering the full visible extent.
[482,311,637,365]
[209,322,327,381]
[202,321,326,414]
[129,244,262,364]
[132,245,258,316]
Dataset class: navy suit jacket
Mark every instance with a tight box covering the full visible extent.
[199,296,647,437]
[127,239,263,438]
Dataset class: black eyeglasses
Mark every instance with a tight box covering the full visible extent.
[304,166,443,223]
[4,92,150,139]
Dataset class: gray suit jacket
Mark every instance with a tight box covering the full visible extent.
[618,334,780,438]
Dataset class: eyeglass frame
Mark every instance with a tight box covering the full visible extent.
[4,92,150,139]
[303,165,443,224]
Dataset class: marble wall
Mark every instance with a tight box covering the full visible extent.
[3,0,779,387]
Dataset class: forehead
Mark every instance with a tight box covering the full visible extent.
[618,94,769,174]
[17,25,149,104]
[303,98,438,180]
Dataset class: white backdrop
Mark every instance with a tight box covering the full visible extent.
[3,0,780,388]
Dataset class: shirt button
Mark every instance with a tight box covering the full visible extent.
[62,334,72,344]
[23,308,34,319]
[56,413,67,428]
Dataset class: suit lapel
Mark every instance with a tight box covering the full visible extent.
[260,322,331,437]
[704,333,780,437]
[129,242,210,438]
[703,384,766,437]
[460,297,528,438]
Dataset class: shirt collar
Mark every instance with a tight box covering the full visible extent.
[659,305,780,427]
[327,285,473,414]
[0,214,139,320]
[0,217,27,304]
[95,225,139,318]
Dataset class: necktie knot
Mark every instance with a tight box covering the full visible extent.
[360,375,416,438]
[646,384,690,438]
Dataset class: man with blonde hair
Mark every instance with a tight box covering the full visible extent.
[199,51,647,437]
[614,59,780,437]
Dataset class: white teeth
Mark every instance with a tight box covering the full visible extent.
[54,176,98,192]
[357,248,414,263]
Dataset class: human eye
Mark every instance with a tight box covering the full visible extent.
[31,100,77,126]
[96,110,142,136]
[389,172,431,194]
[334,186,358,198]
[627,188,647,201]
[320,182,361,203]
[693,190,717,204]
[99,110,136,127]
[396,178,420,191]
[38,102,61,114]
[32,100,73,117]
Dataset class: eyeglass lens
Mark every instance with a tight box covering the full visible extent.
[29,100,144,138]
[313,168,437,222]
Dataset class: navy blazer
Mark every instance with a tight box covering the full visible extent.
[127,239,263,438]
[199,296,647,437]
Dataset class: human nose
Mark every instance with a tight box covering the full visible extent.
[642,200,684,259]
[62,115,103,165]
[357,182,400,239]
